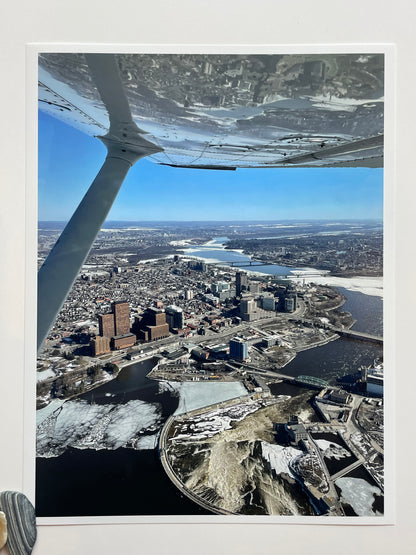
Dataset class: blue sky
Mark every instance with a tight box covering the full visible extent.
[38,111,383,222]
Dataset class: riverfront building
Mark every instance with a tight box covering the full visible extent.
[91,335,111,356]
[93,300,134,355]
[133,307,170,342]
[229,337,248,361]
[165,305,185,331]
[98,313,115,339]
[111,333,136,350]
[287,423,308,445]
[113,301,131,336]
[363,363,384,396]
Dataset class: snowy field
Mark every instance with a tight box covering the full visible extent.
[314,439,350,459]
[172,398,263,441]
[261,442,302,476]
[335,476,382,516]
[293,275,383,298]
[36,368,56,382]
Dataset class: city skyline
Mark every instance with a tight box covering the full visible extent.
[39,111,383,222]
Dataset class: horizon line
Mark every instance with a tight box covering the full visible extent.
[38,218,384,223]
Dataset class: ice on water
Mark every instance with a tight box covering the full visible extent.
[37,398,162,456]
[134,434,158,450]
[36,399,65,426]
[300,275,383,298]
[335,477,382,516]
[172,381,247,415]
[37,380,248,457]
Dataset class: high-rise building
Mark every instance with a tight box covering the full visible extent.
[261,296,276,311]
[133,307,170,342]
[188,260,207,272]
[236,271,248,296]
[248,281,260,294]
[112,301,131,335]
[147,307,166,327]
[165,305,184,330]
[184,289,194,300]
[90,335,111,356]
[240,297,256,314]
[212,281,230,294]
[229,337,248,361]
[284,295,296,313]
[98,313,115,338]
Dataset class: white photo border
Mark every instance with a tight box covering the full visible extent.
[25,43,395,527]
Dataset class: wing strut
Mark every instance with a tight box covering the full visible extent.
[37,54,162,351]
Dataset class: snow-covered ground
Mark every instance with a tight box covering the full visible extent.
[136,256,173,265]
[314,439,350,460]
[293,275,383,298]
[315,439,342,451]
[261,442,302,476]
[169,239,195,247]
[335,476,382,516]
[36,368,56,382]
[172,398,262,441]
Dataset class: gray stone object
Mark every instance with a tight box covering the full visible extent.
[0,491,37,555]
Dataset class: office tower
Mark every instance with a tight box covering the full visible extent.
[236,271,248,296]
[240,297,256,315]
[248,281,260,294]
[145,307,166,327]
[284,296,295,313]
[133,307,170,342]
[90,336,111,356]
[112,301,131,335]
[229,337,248,361]
[98,313,115,338]
[165,305,184,330]
[262,296,276,311]
[212,281,230,294]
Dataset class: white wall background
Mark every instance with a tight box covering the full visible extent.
[1,1,415,553]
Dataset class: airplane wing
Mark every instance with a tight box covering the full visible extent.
[37,52,384,351]
[38,53,384,169]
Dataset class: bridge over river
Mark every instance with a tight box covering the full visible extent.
[238,363,329,389]
[329,326,383,345]
[292,318,383,345]
[183,255,325,277]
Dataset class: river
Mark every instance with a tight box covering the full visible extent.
[36,239,382,517]
[184,236,307,276]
